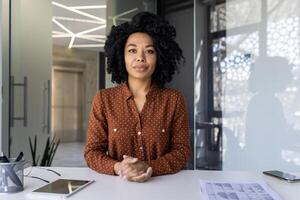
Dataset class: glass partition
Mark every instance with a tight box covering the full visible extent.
[195,0,300,171]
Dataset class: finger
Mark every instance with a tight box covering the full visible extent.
[122,163,148,181]
[127,169,144,178]
[119,161,133,173]
[131,173,147,182]
[123,155,138,164]
[131,167,152,182]
[123,155,138,162]
[120,162,142,177]
[145,167,153,177]
[140,167,153,182]
[121,165,136,176]
[123,169,144,181]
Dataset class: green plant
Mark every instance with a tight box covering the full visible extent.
[29,135,60,166]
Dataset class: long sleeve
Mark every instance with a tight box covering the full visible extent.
[84,92,117,175]
[148,93,191,176]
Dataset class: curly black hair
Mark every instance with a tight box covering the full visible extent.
[104,11,184,88]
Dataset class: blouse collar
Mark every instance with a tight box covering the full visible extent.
[121,82,161,102]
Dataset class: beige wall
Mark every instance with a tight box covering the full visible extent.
[52,45,98,141]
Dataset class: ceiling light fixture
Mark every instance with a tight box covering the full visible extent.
[52,1,106,49]
[68,36,75,48]
[76,25,106,36]
[109,8,138,25]
[53,16,104,24]
[79,34,106,39]
[52,18,73,34]
[52,34,72,38]
[52,1,106,23]
[72,44,105,48]
[52,31,106,39]
[70,5,107,10]
[52,34,106,43]
[76,36,106,43]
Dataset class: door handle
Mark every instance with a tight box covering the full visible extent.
[10,76,27,127]
[42,80,51,134]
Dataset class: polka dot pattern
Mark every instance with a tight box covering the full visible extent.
[84,83,191,176]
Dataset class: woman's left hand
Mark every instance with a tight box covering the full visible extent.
[129,166,153,182]
[120,155,152,182]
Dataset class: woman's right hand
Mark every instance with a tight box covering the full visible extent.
[114,155,152,182]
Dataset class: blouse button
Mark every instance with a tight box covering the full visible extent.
[139,147,143,150]
[113,128,117,132]
[162,129,165,133]
[138,131,142,135]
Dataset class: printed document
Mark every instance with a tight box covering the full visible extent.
[200,180,282,200]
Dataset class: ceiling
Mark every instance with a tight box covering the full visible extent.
[52,0,107,51]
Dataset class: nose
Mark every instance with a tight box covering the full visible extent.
[136,52,145,62]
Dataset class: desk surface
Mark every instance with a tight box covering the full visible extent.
[1,167,299,200]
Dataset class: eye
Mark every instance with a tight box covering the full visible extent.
[146,49,155,54]
[128,49,137,53]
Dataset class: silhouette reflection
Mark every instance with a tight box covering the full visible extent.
[244,56,298,171]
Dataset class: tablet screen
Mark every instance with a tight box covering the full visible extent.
[32,179,92,195]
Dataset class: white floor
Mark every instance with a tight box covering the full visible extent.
[51,142,87,167]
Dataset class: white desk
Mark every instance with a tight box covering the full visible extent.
[1,167,299,200]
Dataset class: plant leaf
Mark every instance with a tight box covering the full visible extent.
[49,138,60,166]
[40,137,50,166]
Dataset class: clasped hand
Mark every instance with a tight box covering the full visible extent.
[114,155,152,182]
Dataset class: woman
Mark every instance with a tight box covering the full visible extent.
[84,12,191,182]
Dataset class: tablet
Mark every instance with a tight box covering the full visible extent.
[27,179,94,199]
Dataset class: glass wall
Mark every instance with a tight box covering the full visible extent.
[224,0,300,171]
[195,0,300,171]
[1,0,52,159]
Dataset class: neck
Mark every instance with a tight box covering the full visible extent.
[127,78,152,97]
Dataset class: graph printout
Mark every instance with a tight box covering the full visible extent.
[199,180,282,200]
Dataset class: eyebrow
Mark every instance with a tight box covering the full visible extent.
[126,44,155,48]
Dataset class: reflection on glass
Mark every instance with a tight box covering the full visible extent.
[210,0,261,32]
[245,57,294,170]
[210,3,226,32]
[219,0,300,171]
[226,0,261,30]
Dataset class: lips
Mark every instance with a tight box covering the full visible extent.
[133,64,148,72]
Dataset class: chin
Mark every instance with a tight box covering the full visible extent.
[130,75,152,81]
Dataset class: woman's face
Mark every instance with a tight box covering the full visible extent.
[124,32,157,82]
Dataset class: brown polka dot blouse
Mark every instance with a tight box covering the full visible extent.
[84,83,191,176]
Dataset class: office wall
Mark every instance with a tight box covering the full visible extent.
[1,0,9,154]
[7,0,52,161]
[163,7,194,169]
[164,8,194,129]
[52,45,98,141]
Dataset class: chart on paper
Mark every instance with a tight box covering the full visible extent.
[199,180,282,200]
